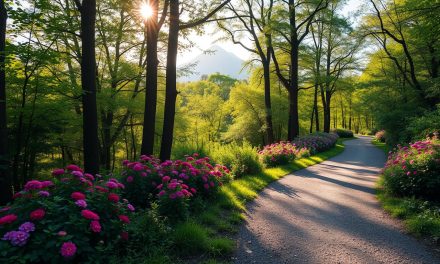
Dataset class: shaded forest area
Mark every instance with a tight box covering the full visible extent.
[0,0,439,204]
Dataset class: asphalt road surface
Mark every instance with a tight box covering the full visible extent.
[234,136,440,264]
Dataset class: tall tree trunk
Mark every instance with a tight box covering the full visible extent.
[263,61,274,143]
[160,0,179,161]
[314,83,319,131]
[79,0,100,174]
[288,1,300,140]
[141,0,159,156]
[0,0,12,204]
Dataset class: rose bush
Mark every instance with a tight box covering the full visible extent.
[258,142,310,167]
[0,165,134,263]
[382,140,440,201]
[292,132,339,154]
[121,154,231,220]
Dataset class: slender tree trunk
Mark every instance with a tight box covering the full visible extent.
[79,0,100,174]
[262,61,274,143]
[309,104,315,133]
[314,84,319,131]
[288,2,300,140]
[160,0,179,161]
[0,0,12,204]
[141,0,159,155]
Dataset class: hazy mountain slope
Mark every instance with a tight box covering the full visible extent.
[177,45,249,82]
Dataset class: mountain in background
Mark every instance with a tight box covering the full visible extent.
[177,45,249,82]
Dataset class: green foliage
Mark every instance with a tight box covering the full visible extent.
[332,129,354,138]
[208,142,262,179]
[406,106,440,140]
[377,185,440,241]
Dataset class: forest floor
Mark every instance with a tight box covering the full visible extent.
[233,136,440,264]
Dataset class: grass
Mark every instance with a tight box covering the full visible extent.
[371,138,389,153]
[178,138,349,262]
[372,139,440,244]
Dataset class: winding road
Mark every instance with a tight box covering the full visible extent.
[234,136,440,264]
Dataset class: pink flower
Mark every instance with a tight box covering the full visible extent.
[71,192,86,201]
[127,204,135,212]
[75,199,87,208]
[133,163,143,171]
[52,169,65,176]
[58,231,67,236]
[413,171,417,175]
[60,241,77,258]
[81,210,100,220]
[126,176,134,183]
[41,180,54,188]
[24,180,42,191]
[71,171,83,178]
[108,193,120,203]
[90,221,101,233]
[158,190,166,197]
[30,209,45,221]
[406,171,411,176]
[106,181,118,189]
[66,164,82,172]
[118,215,130,224]
[0,214,17,225]
[162,176,170,182]
[84,173,95,181]
[204,183,209,190]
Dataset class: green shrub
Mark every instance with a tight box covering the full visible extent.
[406,106,440,141]
[382,140,440,201]
[208,142,262,178]
[332,128,354,138]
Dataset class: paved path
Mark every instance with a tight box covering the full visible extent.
[234,136,440,264]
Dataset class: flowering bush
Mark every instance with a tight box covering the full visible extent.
[382,140,440,201]
[0,165,134,263]
[121,154,231,220]
[258,142,310,167]
[375,130,387,143]
[292,132,339,154]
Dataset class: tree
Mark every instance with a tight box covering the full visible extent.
[270,0,328,140]
[219,0,276,144]
[310,0,358,132]
[141,0,169,156]
[0,0,12,204]
[160,0,231,161]
[75,0,100,174]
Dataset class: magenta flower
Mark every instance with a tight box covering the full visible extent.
[60,241,77,258]
[106,181,118,189]
[24,180,42,191]
[90,221,101,233]
[126,176,134,183]
[52,169,65,176]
